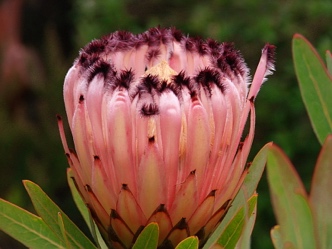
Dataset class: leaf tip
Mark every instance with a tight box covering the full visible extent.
[22,180,35,190]
[293,33,305,40]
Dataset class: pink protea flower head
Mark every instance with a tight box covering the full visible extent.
[58,27,275,248]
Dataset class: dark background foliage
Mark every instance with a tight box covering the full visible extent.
[0,0,331,248]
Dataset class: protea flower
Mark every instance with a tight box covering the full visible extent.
[58,27,275,248]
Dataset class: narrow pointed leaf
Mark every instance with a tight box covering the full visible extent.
[235,197,257,249]
[58,212,72,249]
[292,34,332,145]
[0,198,65,249]
[67,169,108,249]
[309,135,332,249]
[67,169,91,230]
[203,142,270,249]
[267,144,316,249]
[215,194,257,249]
[326,50,332,75]
[88,215,109,249]
[132,222,159,249]
[23,180,97,249]
[242,142,272,195]
[175,236,199,249]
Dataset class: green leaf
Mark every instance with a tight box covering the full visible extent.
[326,50,332,75]
[292,34,332,145]
[267,144,316,249]
[309,135,332,249]
[242,142,272,196]
[216,194,257,249]
[235,196,257,249]
[67,169,108,249]
[132,222,159,249]
[175,236,199,249]
[0,198,65,249]
[58,212,72,249]
[23,180,97,249]
[271,226,297,249]
[270,225,283,249]
[203,142,271,249]
[67,169,91,231]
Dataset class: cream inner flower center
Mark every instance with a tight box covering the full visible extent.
[144,60,178,83]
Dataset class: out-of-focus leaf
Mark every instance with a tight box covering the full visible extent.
[132,222,159,249]
[309,135,332,249]
[203,143,271,249]
[292,34,332,145]
[215,194,257,249]
[285,243,297,249]
[267,144,316,249]
[23,180,97,249]
[326,50,332,75]
[0,198,65,249]
[270,225,297,249]
[67,169,108,249]
[175,236,199,249]
[270,225,282,249]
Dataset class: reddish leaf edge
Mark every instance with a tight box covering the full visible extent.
[293,33,332,82]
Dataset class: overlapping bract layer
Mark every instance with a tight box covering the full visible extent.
[58,27,275,248]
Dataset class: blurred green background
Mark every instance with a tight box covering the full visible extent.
[0,0,331,248]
